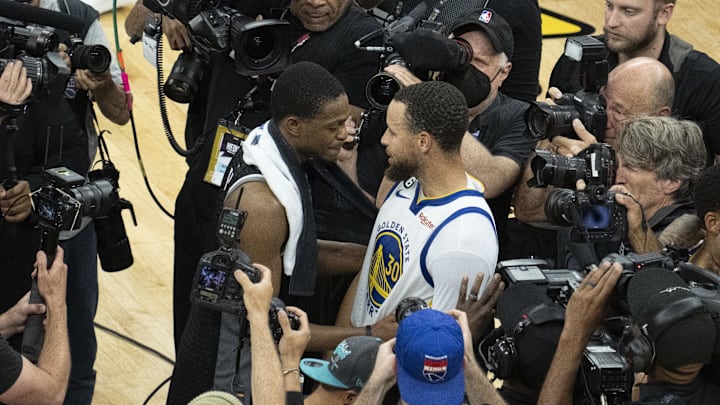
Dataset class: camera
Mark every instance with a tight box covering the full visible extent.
[365,53,408,110]
[395,296,428,323]
[580,336,632,404]
[356,1,439,110]
[67,38,111,74]
[34,166,118,231]
[190,207,260,314]
[269,298,301,343]
[0,20,71,97]
[496,258,584,305]
[530,143,627,243]
[145,0,291,103]
[525,35,608,141]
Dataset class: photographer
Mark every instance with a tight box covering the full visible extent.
[548,0,720,166]
[539,265,719,405]
[512,57,676,262]
[234,263,311,405]
[691,164,720,275]
[19,1,131,404]
[0,248,70,405]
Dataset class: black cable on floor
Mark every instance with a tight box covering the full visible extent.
[94,321,175,365]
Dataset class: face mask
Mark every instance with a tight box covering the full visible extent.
[442,65,496,108]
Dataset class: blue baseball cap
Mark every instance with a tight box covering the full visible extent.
[395,309,465,405]
[300,336,382,392]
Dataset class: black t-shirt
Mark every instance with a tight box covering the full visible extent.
[548,32,720,164]
[468,92,534,254]
[633,377,720,405]
[0,337,22,395]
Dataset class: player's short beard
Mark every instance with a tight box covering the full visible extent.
[605,20,659,55]
[385,158,418,182]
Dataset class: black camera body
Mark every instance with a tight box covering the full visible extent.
[530,143,627,243]
[67,38,111,74]
[496,258,584,305]
[581,341,632,404]
[525,35,608,141]
[191,247,260,314]
[269,297,300,343]
[34,166,118,231]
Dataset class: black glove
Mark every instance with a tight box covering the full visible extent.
[391,28,473,72]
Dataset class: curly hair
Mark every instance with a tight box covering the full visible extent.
[694,164,720,223]
[392,81,468,152]
[271,62,346,122]
[616,116,706,201]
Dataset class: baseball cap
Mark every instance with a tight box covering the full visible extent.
[627,267,716,370]
[497,283,565,387]
[188,391,243,405]
[451,8,514,60]
[395,309,465,405]
[300,336,382,392]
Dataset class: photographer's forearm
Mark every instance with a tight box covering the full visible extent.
[537,330,585,405]
[92,82,129,125]
[37,299,70,404]
[248,314,286,405]
[464,355,506,405]
[627,224,663,254]
[307,324,365,352]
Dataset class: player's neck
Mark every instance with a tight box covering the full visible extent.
[416,157,468,198]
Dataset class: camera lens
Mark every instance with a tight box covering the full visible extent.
[243,28,274,60]
[68,179,117,218]
[545,188,576,227]
[366,73,402,110]
[525,102,579,140]
[530,150,587,189]
[164,52,205,104]
[232,19,290,76]
[71,45,111,74]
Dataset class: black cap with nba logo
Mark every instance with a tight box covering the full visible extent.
[451,8,514,60]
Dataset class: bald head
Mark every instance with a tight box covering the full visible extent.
[610,57,674,110]
[603,57,675,145]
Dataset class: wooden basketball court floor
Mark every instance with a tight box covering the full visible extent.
[80,1,720,403]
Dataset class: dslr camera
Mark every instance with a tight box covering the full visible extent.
[143,0,290,103]
[496,258,584,306]
[525,35,608,141]
[191,207,260,314]
[529,143,627,243]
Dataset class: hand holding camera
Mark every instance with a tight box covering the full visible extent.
[0,180,31,223]
[390,28,472,73]
[234,263,273,324]
[0,60,32,108]
[277,305,310,368]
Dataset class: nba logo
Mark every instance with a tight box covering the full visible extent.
[479,10,493,24]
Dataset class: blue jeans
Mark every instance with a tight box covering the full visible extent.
[61,223,98,405]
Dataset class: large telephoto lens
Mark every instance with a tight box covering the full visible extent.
[0,56,47,97]
[71,45,111,74]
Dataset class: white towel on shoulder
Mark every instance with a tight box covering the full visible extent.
[242,121,302,277]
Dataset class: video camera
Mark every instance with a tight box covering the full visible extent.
[143,0,291,103]
[529,142,627,243]
[525,35,608,141]
[0,20,70,98]
[1,17,113,99]
[355,1,457,110]
[494,258,631,403]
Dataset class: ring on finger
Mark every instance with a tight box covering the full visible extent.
[586,280,597,289]
[468,294,478,300]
